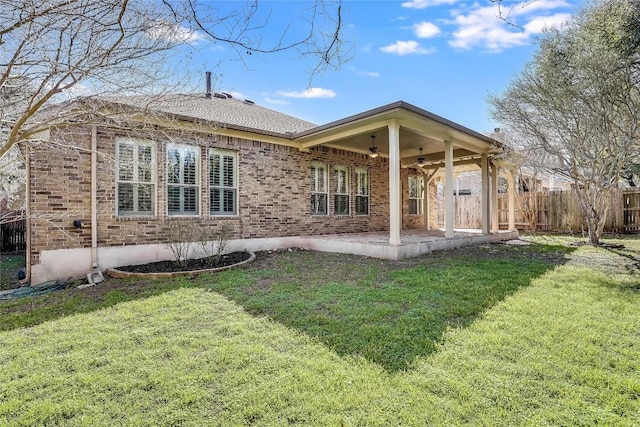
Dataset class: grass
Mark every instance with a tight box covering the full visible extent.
[1,238,639,425]
[0,276,203,331]
[0,253,24,290]
[0,244,566,372]
[206,247,566,371]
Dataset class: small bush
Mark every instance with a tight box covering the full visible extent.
[160,220,199,268]
[199,223,232,266]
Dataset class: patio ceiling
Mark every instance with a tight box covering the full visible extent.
[293,101,502,172]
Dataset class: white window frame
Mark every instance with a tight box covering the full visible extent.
[166,143,200,216]
[311,162,328,215]
[355,168,369,216]
[116,137,156,217]
[209,149,238,216]
[333,165,350,216]
[408,175,424,215]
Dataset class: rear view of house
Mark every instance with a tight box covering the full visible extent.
[25,92,518,284]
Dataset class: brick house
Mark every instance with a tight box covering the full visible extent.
[24,93,518,284]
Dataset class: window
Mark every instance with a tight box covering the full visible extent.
[311,162,328,215]
[116,137,155,216]
[167,144,200,216]
[408,175,424,215]
[333,165,350,215]
[210,149,237,215]
[355,168,369,215]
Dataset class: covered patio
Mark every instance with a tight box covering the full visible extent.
[293,101,519,251]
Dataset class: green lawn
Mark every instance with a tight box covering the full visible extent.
[0,253,24,290]
[1,239,638,425]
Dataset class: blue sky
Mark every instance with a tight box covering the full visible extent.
[189,0,579,135]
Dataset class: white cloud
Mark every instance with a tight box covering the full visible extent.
[380,40,435,56]
[523,13,572,33]
[509,0,571,16]
[146,22,203,44]
[223,90,244,99]
[264,97,289,105]
[402,0,458,9]
[277,88,336,99]
[66,82,94,98]
[414,22,441,38]
[350,67,380,77]
[358,70,381,77]
[448,2,572,52]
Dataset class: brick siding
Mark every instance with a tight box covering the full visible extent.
[31,125,440,265]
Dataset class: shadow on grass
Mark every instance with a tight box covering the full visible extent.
[0,243,572,372]
[202,243,573,372]
[604,246,640,277]
[0,276,205,332]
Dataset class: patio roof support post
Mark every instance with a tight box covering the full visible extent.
[481,153,490,235]
[491,162,499,232]
[444,140,454,238]
[424,181,430,230]
[388,120,401,245]
[507,169,517,231]
[424,167,439,231]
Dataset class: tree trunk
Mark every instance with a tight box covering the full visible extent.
[587,215,602,245]
[575,185,609,246]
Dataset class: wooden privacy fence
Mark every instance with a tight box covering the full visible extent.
[437,189,640,233]
[0,211,26,252]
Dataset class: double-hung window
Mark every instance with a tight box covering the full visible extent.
[355,168,369,215]
[311,162,328,215]
[116,137,155,216]
[333,165,350,216]
[408,175,424,215]
[167,144,200,216]
[210,149,237,215]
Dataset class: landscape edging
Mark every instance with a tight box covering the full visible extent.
[106,251,256,279]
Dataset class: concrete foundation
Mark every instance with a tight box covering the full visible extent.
[31,229,519,285]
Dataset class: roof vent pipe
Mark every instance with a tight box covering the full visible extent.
[205,71,212,99]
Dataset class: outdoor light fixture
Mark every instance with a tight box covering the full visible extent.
[73,219,82,228]
[369,135,379,158]
[417,147,425,165]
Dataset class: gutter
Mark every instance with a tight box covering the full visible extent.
[91,126,98,269]
[23,142,31,284]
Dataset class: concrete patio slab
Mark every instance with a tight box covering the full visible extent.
[229,229,520,261]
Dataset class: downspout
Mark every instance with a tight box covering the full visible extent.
[24,142,32,283]
[91,126,98,269]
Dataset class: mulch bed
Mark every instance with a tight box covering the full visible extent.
[116,252,252,274]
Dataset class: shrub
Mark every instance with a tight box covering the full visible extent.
[199,223,232,266]
[160,220,199,268]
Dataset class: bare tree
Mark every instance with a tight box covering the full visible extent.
[0,75,29,214]
[490,0,640,245]
[0,145,24,212]
[0,0,347,161]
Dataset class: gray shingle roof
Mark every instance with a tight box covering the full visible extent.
[99,93,317,137]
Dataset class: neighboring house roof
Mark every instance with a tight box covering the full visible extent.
[98,93,317,137]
